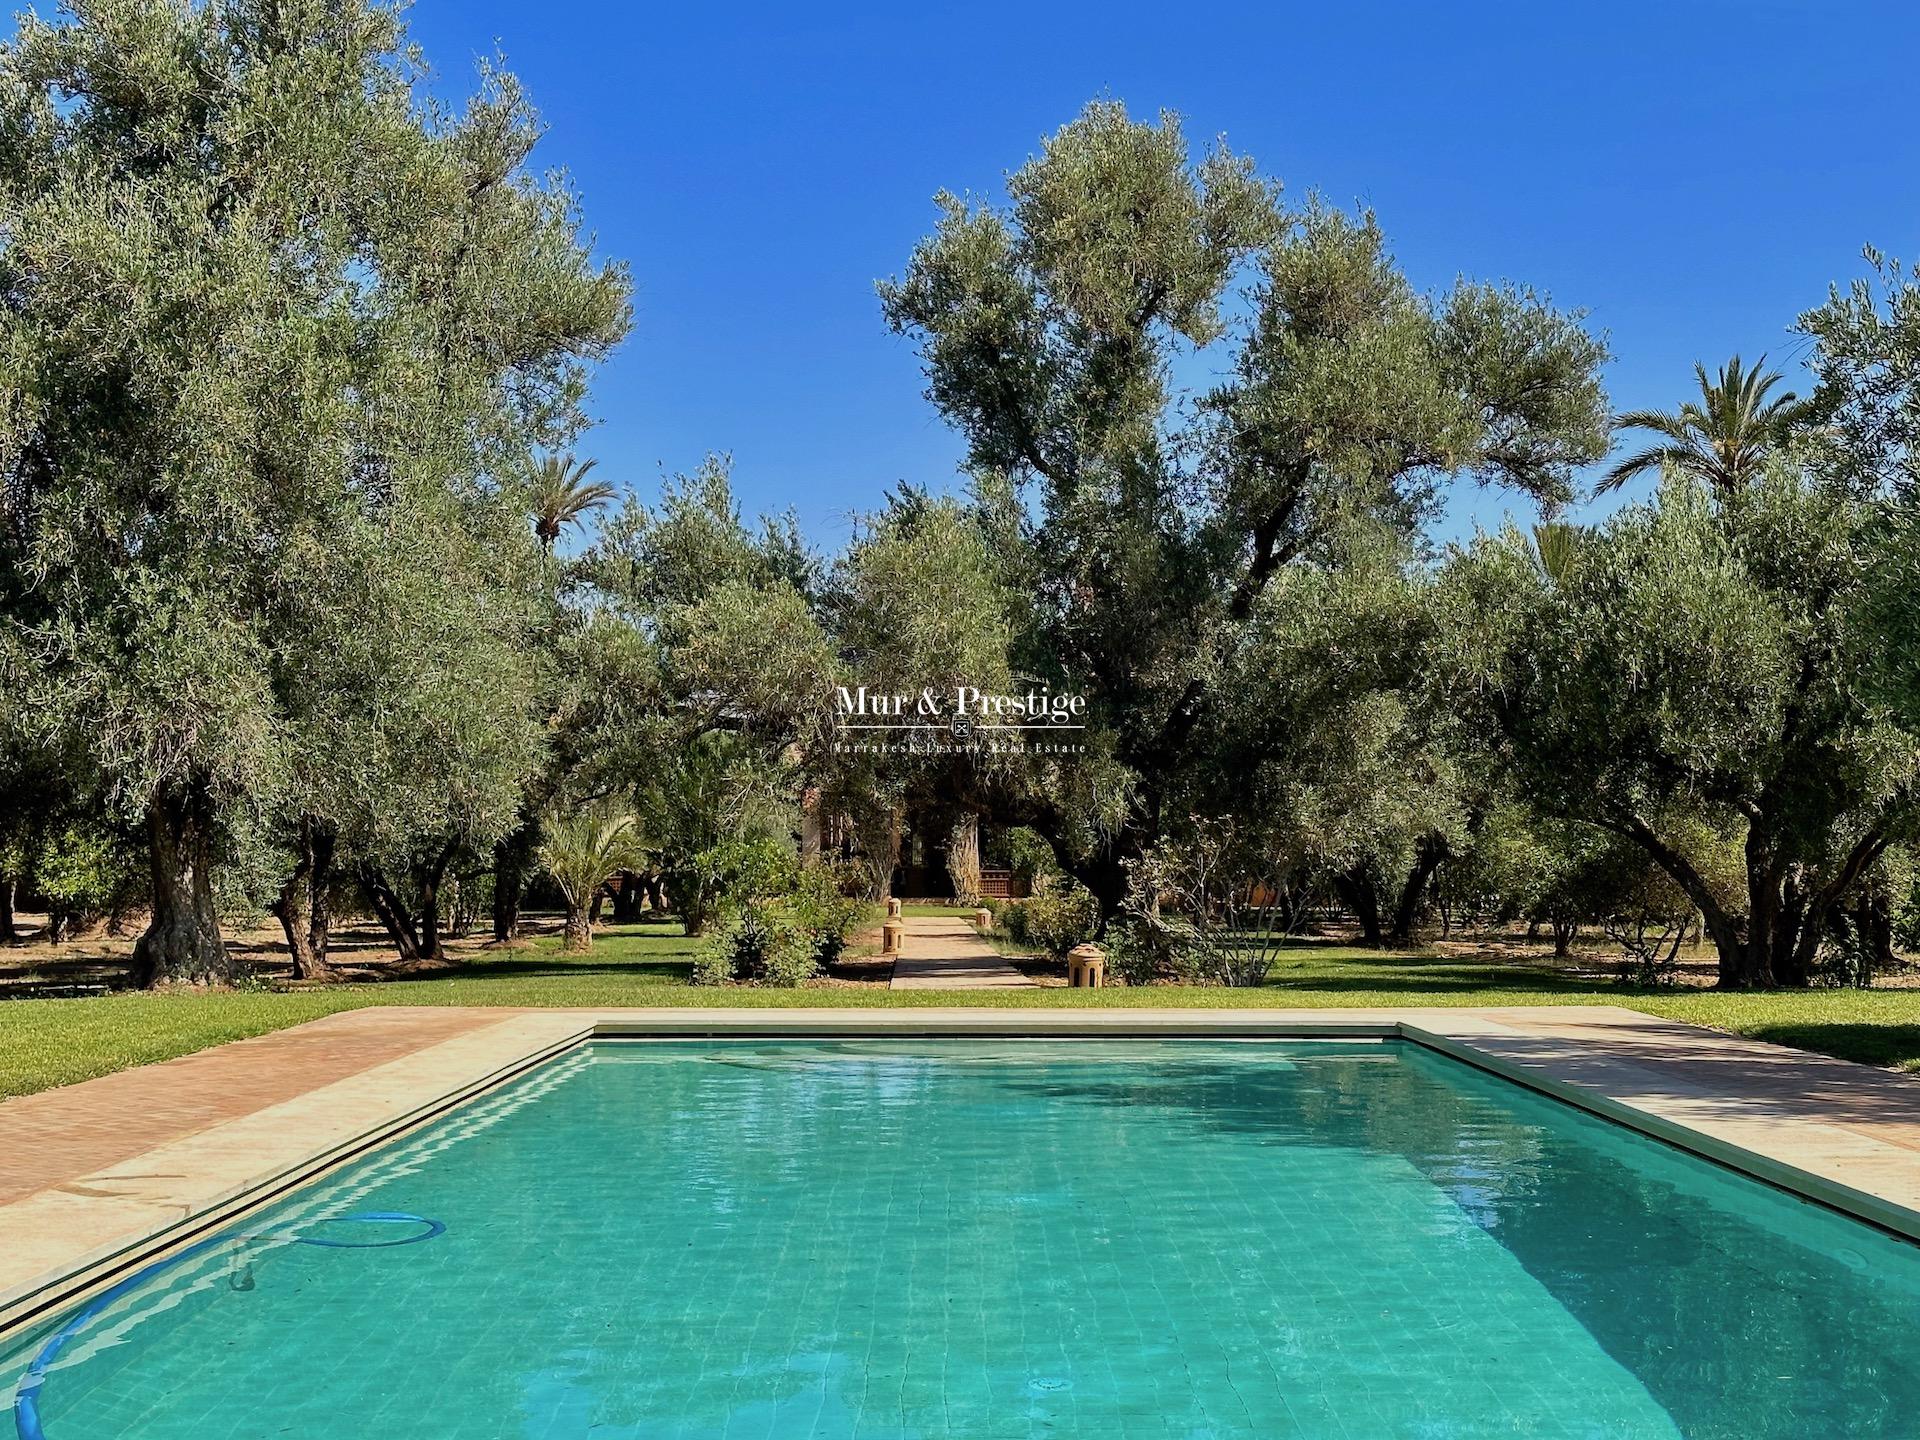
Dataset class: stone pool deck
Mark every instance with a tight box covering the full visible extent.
[9,1004,1920,1333]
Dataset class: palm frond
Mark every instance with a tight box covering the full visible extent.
[1597,354,1807,498]
[1595,445,1696,494]
[529,453,618,551]
[540,801,646,907]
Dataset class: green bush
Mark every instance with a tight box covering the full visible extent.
[1105,921,1164,986]
[1023,882,1101,957]
[789,865,865,965]
[689,946,733,987]
[1001,827,1059,888]
[693,898,818,988]
[677,834,798,934]
[33,822,138,941]
[713,836,799,904]
[1108,905,1211,985]
[997,899,1031,944]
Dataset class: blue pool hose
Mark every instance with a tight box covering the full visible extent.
[12,1212,445,1440]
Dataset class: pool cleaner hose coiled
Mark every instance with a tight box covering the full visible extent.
[12,1211,445,1440]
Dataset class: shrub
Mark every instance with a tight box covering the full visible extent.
[1108,912,1238,985]
[714,836,799,905]
[33,823,137,942]
[760,930,821,987]
[694,898,818,988]
[1108,898,1208,984]
[689,945,733,987]
[789,865,865,965]
[1023,882,1101,957]
[677,835,797,934]
[1115,840,1282,988]
[1001,827,1059,889]
[1104,921,1160,986]
[997,899,1031,944]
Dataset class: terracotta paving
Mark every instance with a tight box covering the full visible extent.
[0,1007,512,1206]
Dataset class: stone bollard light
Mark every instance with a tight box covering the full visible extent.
[973,907,992,930]
[886,896,902,919]
[882,918,905,956]
[1067,943,1107,988]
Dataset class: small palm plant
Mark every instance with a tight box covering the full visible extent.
[1598,355,1810,495]
[1530,521,1581,586]
[529,454,617,554]
[540,801,646,953]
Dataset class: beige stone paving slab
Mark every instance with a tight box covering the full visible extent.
[0,1010,591,1331]
[1400,1006,1920,1239]
[888,915,1033,989]
[13,1002,1920,1340]
[576,1006,1408,1035]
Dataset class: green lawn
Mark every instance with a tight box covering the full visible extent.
[5,922,1920,1098]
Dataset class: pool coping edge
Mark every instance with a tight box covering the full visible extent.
[0,1013,596,1337]
[7,1004,1920,1340]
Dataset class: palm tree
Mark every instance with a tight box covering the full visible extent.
[1598,355,1810,495]
[1530,520,1580,586]
[540,801,646,953]
[529,454,616,554]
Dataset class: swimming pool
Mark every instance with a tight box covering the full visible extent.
[4,1038,1917,1438]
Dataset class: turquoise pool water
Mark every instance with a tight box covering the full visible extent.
[5,1039,1920,1438]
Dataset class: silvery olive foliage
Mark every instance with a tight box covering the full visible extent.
[881,100,1611,910]
[0,0,630,980]
[1438,465,1917,987]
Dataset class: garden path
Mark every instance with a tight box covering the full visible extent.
[888,915,1035,989]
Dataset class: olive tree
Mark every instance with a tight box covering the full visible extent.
[577,460,835,930]
[818,487,1021,898]
[881,101,1609,909]
[1441,470,1915,987]
[0,1,628,982]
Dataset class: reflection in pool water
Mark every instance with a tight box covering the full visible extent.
[5,1039,1917,1439]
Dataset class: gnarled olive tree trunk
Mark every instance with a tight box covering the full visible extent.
[132,779,233,986]
[945,813,982,905]
[856,808,902,903]
[490,813,540,943]
[1388,832,1449,946]
[1332,867,1385,949]
[358,861,426,962]
[610,872,646,923]
[273,817,338,981]
[1606,811,1890,988]
[358,839,458,966]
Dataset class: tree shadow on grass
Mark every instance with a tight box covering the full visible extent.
[1740,1023,1920,1073]
[1262,950,1603,997]
[441,958,693,983]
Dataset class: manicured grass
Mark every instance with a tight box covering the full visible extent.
[8,922,1920,1097]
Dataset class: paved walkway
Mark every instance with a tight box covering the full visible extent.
[888,915,1036,989]
[0,1008,582,1328]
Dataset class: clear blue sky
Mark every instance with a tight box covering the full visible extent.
[417,3,1911,542]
